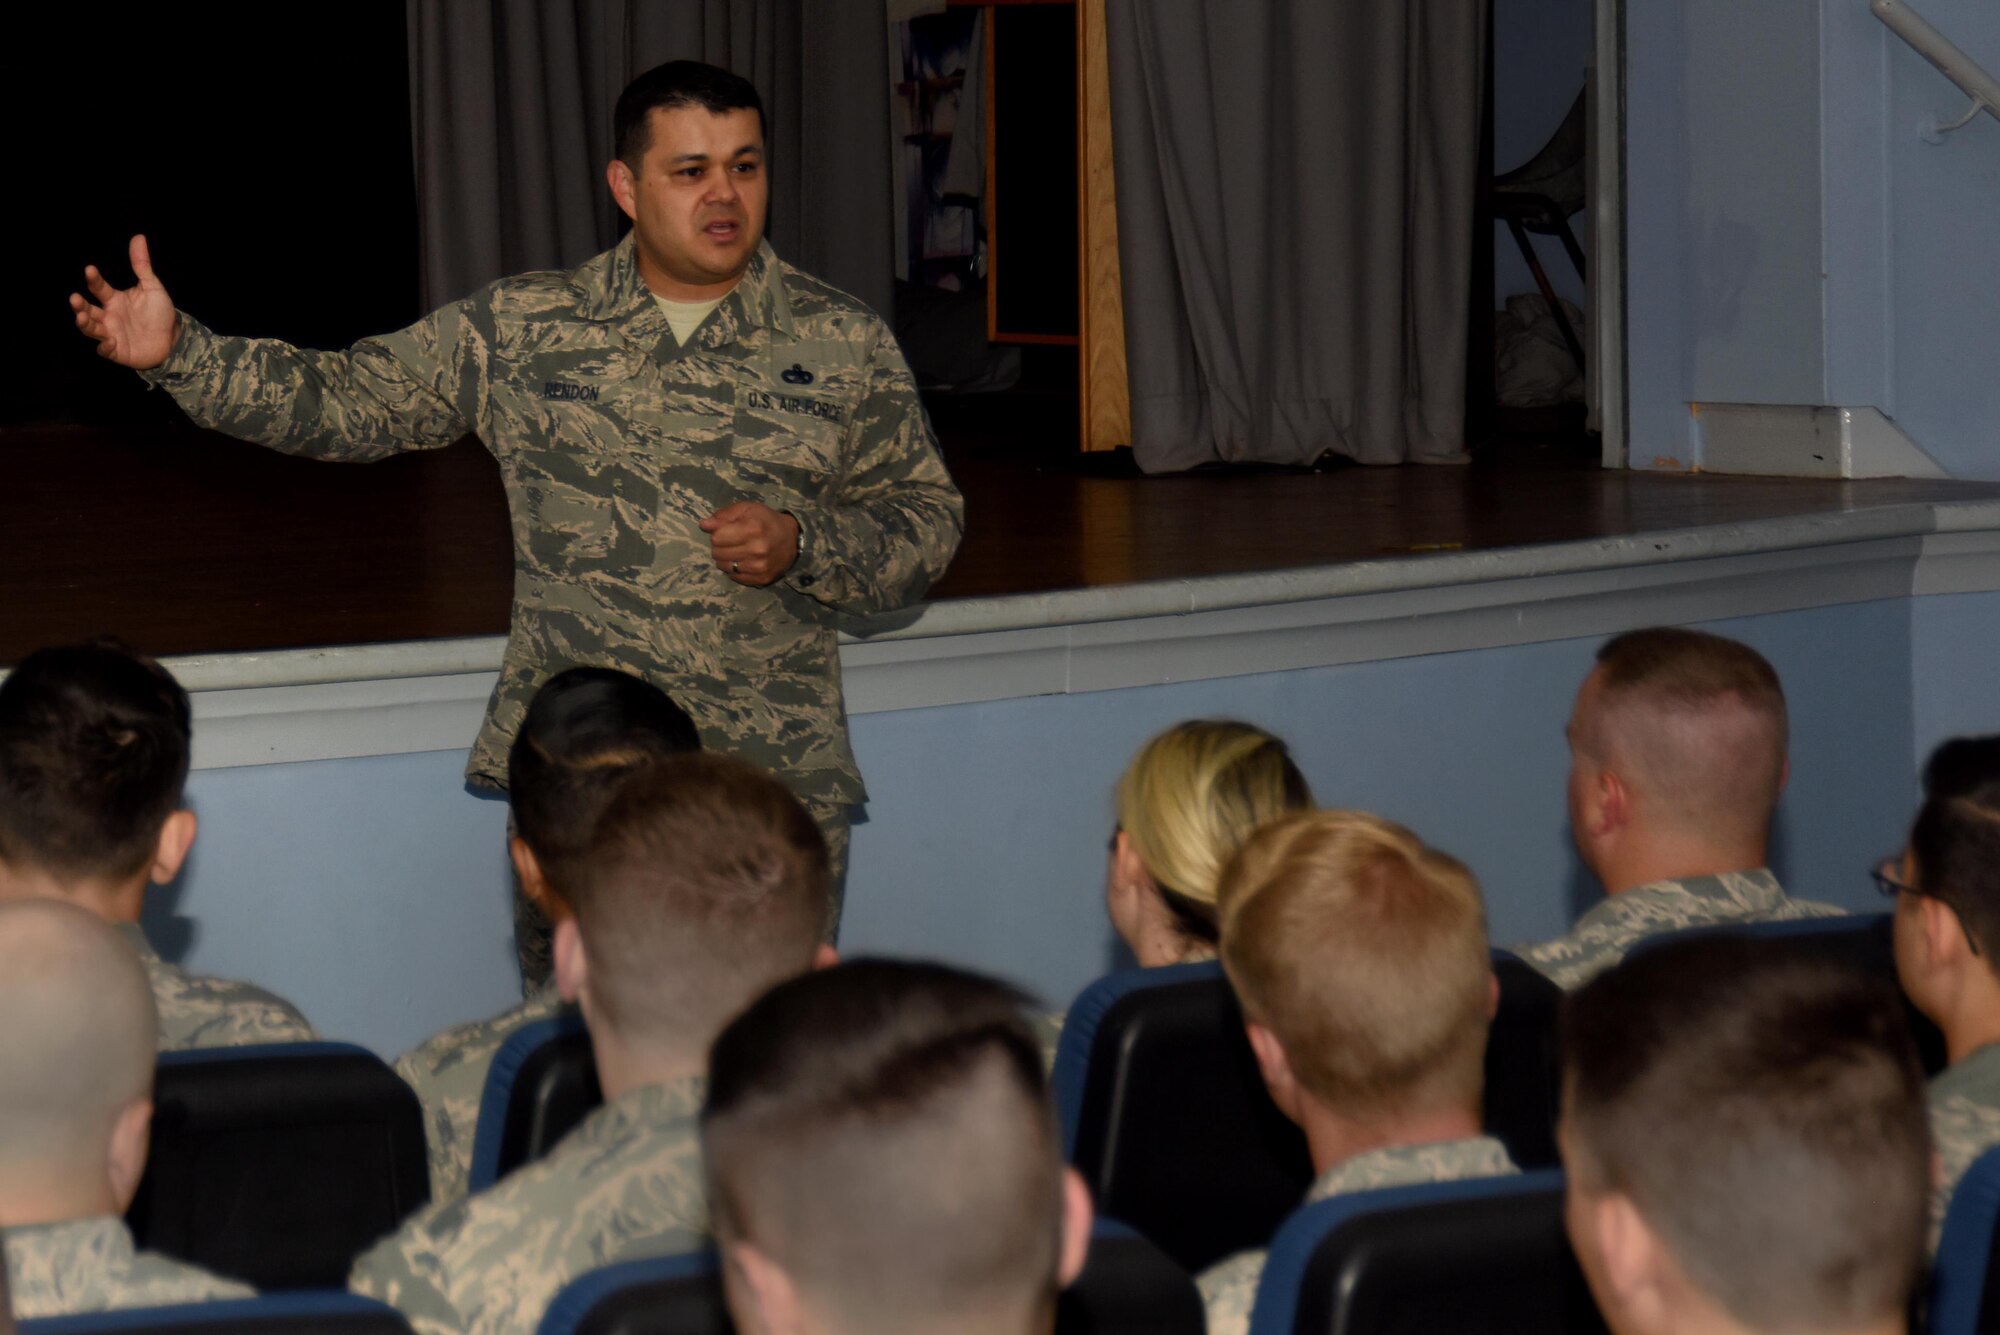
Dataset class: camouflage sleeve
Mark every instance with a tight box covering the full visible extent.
[783,324,964,616]
[1928,1096,2000,1254]
[1196,1248,1264,1335]
[349,1216,470,1335]
[138,297,494,463]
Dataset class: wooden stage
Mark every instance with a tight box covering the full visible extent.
[5,402,1999,666]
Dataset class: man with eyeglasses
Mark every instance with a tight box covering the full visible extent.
[1884,736,2000,1249]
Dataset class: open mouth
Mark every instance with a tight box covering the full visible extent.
[703,219,742,242]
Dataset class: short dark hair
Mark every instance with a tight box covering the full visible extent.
[1910,738,2000,959]
[1562,936,1928,1332]
[508,667,700,881]
[0,640,190,882]
[703,960,1061,1334]
[614,60,766,167]
[566,752,828,1047]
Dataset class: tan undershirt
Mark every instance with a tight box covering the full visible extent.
[653,293,727,345]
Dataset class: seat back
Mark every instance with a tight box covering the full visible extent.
[1930,1144,2000,1335]
[1625,914,1947,1073]
[1053,955,1564,1272]
[469,1012,600,1193]
[126,1044,429,1290]
[20,1290,414,1335]
[532,1223,1200,1335]
[1249,1170,1608,1335]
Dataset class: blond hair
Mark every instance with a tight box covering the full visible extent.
[1218,810,1490,1122]
[1115,721,1312,933]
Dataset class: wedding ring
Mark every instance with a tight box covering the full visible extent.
[731,560,741,574]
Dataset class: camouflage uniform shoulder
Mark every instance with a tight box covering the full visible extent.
[1514,870,1796,991]
[773,257,891,328]
[3,1217,255,1320]
[119,925,317,1051]
[393,988,573,1206]
[1307,1135,1519,1200]
[1196,1247,1265,1335]
[1928,1091,2000,1253]
[350,1077,710,1335]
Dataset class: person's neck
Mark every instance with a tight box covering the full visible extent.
[1935,976,2000,1067]
[0,864,144,924]
[1125,892,1211,970]
[1594,832,1769,898]
[637,255,746,304]
[1293,1096,1484,1178]
[589,1026,705,1102]
[0,1161,120,1230]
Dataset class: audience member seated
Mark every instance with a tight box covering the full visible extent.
[702,959,1092,1335]
[1197,810,1516,1335]
[0,639,315,1049]
[1883,736,2000,1246]
[0,900,254,1316]
[1561,935,1928,1335]
[349,752,834,1335]
[392,666,700,1205]
[1517,627,1840,989]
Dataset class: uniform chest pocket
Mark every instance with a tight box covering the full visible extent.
[730,385,846,497]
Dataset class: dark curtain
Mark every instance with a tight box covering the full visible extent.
[406,0,894,315]
[1107,0,1489,470]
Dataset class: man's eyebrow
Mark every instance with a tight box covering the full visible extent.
[728,145,763,159]
[668,152,713,166]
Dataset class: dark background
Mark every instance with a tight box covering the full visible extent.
[4,4,420,425]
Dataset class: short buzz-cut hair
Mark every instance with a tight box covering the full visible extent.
[614,60,766,167]
[564,752,828,1050]
[703,960,1063,1335]
[1909,737,2000,960]
[507,666,701,884]
[0,639,191,883]
[1578,627,1788,839]
[1562,936,1929,1332]
[1217,810,1491,1124]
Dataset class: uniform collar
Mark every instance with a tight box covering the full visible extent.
[569,1074,710,1145]
[580,234,797,348]
[1933,1042,2000,1106]
[114,921,160,962]
[1304,1134,1518,1203]
[1576,867,1787,928]
[2,1215,139,1262]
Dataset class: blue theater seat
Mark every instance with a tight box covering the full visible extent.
[1930,1145,2000,1335]
[20,1291,413,1335]
[468,1011,598,1194]
[1050,954,1562,1274]
[1246,1169,1608,1335]
[531,1221,1201,1335]
[1623,914,1947,1073]
[127,1043,429,1290]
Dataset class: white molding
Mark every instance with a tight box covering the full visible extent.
[160,500,2000,771]
[1691,403,1949,479]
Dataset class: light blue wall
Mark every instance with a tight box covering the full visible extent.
[162,597,1921,1058]
[1913,590,2000,759]
[1624,0,2000,475]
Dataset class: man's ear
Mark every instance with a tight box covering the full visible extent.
[1593,1191,1671,1329]
[1245,1021,1301,1122]
[1597,769,1630,835]
[150,809,197,886]
[1057,1165,1095,1288]
[725,1239,805,1335]
[107,1097,153,1212]
[812,942,839,970]
[511,838,564,917]
[606,159,638,222]
[553,916,588,1006]
[1921,894,1973,970]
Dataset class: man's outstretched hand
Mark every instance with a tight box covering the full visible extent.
[70,234,178,370]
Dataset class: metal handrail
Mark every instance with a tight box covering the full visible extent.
[1872,0,2000,136]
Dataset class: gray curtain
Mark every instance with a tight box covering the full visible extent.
[1108,0,1488,471]
[406,0,894,315]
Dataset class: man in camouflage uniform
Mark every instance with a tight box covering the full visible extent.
[0,642,317,1050]
[394,666,699,1203]
[351,753,833,1335]
[1882,740,2000,1249]
[71,61,964,976]
[1517,628,1842,990]
[702,961,1093,1335]
[1198,812,1517,1335]
[0,902,255,1318]
[1562,937,1929,1335]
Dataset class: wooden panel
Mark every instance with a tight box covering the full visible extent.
[1076,0,1130,452]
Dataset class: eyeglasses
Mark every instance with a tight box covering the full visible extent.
[1871,859,1918,899]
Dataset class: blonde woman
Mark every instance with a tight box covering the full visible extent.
[1108,720,1316,966]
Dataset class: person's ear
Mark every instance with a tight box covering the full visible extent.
[1487,972,1501,1020]
[1921,894,1972,970]
[606,159,639,222]
[150,809,197,885]
[1245,1021,1301,1122]
[1057,1165,1095,1288]
[1777,756,1791,797]
[725,1239,806,1335]
[1593,1191,1670,1330]
[107,1097,153,1212]
[812,943,839,970]
[553,916,588,1006]
[511,838,564,917]
[1597,769,1630,834]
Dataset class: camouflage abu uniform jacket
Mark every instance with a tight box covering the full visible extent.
[1198,1136,1518,1335]
[350,1076,708,1335]
[1514,869,1845,991]
[2,1216,254,1319]
[140,236,964,807]
[1927,1042,2000,1252]
[119,923,317,1051]
[392,986,571,1205]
